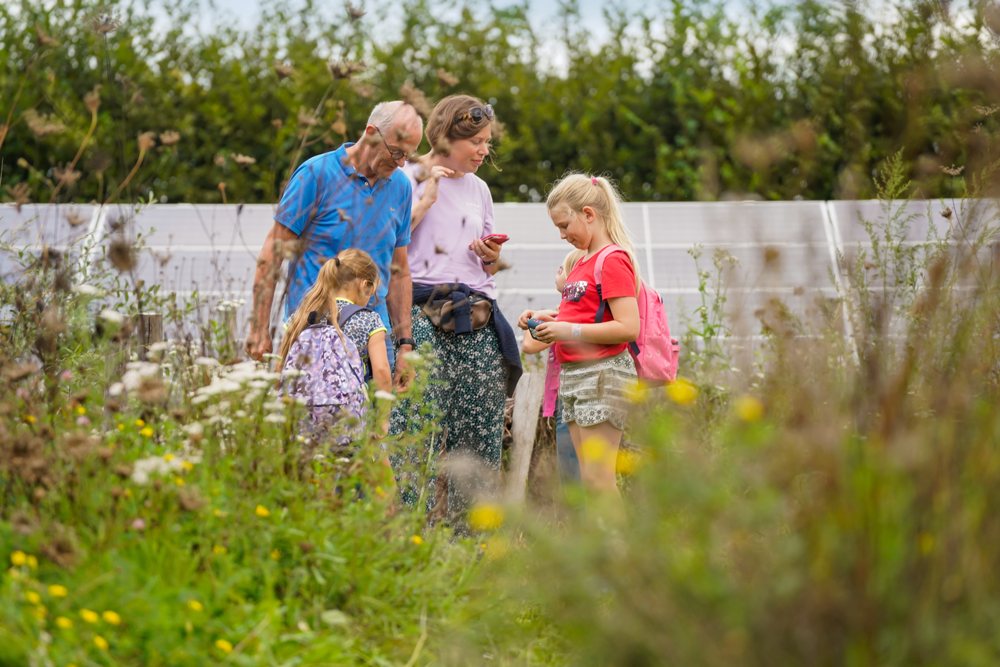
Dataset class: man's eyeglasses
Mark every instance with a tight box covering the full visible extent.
[459,105,495,124]
[375,127,406,161]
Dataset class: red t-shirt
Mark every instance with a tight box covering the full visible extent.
[555,247,637,364]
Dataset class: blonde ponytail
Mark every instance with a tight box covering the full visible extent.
[278,248,381,366]
[547,173,640,290]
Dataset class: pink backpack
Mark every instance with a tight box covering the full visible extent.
[593,245,680,385]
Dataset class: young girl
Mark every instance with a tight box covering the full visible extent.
[279,249,395,494]
[518,175,640,522]
[521,249,584,488]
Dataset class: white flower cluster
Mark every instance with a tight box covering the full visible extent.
[131,455,186,485]
[72,284,105,297]
[190,361,280,405]
[217,299,247,311]
[109,360,163,396]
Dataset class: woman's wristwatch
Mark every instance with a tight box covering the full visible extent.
[395,337,416,349]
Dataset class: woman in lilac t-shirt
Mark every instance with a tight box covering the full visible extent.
[389,94,508,525]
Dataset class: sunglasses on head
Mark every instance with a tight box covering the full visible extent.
[459,105,495,124]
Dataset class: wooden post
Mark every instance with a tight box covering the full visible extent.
[505,372,546,503]
[136,312,163,361]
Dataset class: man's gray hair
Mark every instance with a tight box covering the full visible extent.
[367,100,423,133]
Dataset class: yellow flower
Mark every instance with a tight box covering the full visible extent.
[140,427,154,437]
[80,608,99,624]
[163,454,174,462]
[255,505,270,518]
[10,551,26,567]
[213,509,228,518]
[666,378,698,405]
[75,405,86,415]
[270,549,280,561]
[31,605,47,620]
[25,591,41,604]
[181,460,194,471]
[48,584,69,598]
[212,544,228,556]
[187,600,204,612]
[411,535,424,545]
[135,419,145,427]
[468,503,505,531]
[55,616,73,629]
[215,639,233,653]
[93,635,109,650]
[26,555,37,569]
[24,415,36,424]
[102,610,121,625]
[625,379,649,404]
[734,395,765,423]
[117,423,125,431]
[579,436,611,464]
[616,450,641,475]
[124,489,132,498]
[175,477,185,486]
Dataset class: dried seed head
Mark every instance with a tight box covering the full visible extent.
[974,104,999,117]
[137,377,166,404]
[346,3,366,20]
[233,154,256,166]
[35,26,60,47]
[65,209,88,227]
[53,165,81,187]
[331,113,347,136]
[350,80,375,98]
[84,85,101,113]
[178,488,206,512]
[940,164,964,177]
[271,118,283,130]
[214,154,227,167]
[25,110,66,138]
[159,130,180,147]
[437,68,459,87]
[274,61,294,79]
[941,207,953,220]
[90,12,121,34]
[297,108,321,127]
[137,131,156,152]
[399,81,432,119]
[327,60,365,80]
[108,237,136,272]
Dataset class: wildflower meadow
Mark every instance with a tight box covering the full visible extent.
[6,1,1000,666]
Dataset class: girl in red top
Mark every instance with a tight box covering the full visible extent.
[518,174,640,522]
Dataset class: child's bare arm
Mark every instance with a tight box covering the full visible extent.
[521,329,552,355]
[367,332,393,393]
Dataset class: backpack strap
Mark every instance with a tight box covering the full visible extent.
[592,245,640,356]
[337,303,370,328]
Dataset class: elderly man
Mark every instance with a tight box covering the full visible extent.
[245,101,423,386]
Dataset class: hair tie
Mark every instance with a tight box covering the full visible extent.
[334,257,341,267]
[591,177,598,185]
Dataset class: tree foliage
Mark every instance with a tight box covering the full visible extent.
[2,0,1000,205]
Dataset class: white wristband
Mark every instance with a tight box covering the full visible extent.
[571,323,582,339]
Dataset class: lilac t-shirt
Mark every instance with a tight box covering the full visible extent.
[403,162,498,299]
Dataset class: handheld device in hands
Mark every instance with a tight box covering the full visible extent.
[469,234,509,249]
[526,317,543,340]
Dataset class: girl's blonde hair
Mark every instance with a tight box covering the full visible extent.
[279,249,381,365]
[562,248,585,276]
[546,173,640,289]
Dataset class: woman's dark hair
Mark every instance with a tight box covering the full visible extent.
[425,94,503,156]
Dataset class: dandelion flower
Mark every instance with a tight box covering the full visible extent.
[270,549,280,561]
[140,427,154,437]
[10,551,26,567]
[215,639,233,653]
[255,505,271,518]
[25,591,41,604]
[181,460,194,471]
[26,555,37,569]
[616,450,641,475]
[80,608,99,623]
[187,600,203,612]
[163,454,174,462]
[484,536,509,560]
[55,616,73,629]
[734,395,765,423]
[411,535,424,545]
[24,415,36,424]
[175,478,185,486]
[48,584,68,597]
[666,378,698,405]
[93,635,109,650]
[135,419,145,427]
[75,405,86,415]
[117,423,125,431]
[212,544,228,556]
[102,610,121,625]
[468,503,505,531]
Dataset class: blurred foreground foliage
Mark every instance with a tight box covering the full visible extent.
[4,0,1000,204]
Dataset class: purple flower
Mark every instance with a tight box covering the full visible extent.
[76,416,91,427]
[131,518,146,531]
[60,370,73,382]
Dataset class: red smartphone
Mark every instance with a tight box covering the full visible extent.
[469,234,509,249]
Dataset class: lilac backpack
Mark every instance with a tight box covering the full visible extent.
[281,315,368,444]
[593,245,680,385]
